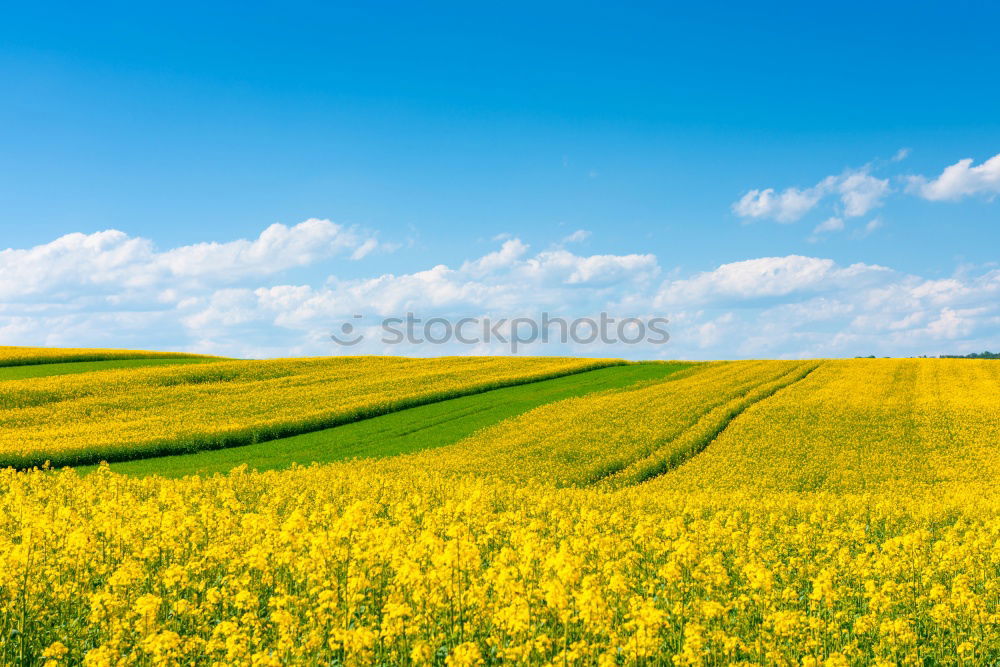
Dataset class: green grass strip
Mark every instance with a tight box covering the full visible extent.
[13,359,622,469]
[83,362,695,477]
[0,358,218,382]
[0,349,221,368]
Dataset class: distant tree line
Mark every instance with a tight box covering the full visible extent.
[938,351,1000,359]
[853,351,999,359]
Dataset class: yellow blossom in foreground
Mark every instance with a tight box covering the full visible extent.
[0,358,997,664]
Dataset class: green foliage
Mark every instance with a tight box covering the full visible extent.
[940,350,1000,359]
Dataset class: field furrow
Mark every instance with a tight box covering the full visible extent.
[651,358,1000,495]
[598,361,818,488]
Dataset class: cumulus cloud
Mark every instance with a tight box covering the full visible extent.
[908,153,1000,201]
[0,230,160,299]
[520,250,658,287]
[0,219,378,301]
[655,255,890,306]
[733,167,888,224]
[838,171,889,217]
[732,182,830,223]
[2,225,999,359]
[648,257,1000,358]
[735,151,1000,230]
[158,219,375,279]
[461,239,530,277]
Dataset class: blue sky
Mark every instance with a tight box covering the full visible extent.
[2,2,999,358]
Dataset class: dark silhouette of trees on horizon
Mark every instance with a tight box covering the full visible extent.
[938,351,1000,359]
[853,351,999,359]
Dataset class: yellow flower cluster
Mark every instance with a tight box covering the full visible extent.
[2,357,999,665]
[0,356,617,467]
[0,346,214,368]
[3,465,999,665]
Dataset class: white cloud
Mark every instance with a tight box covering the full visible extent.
[655,255,890,306]
[2,225,999,360]
[0,219,378,301]
[350,238,379,260]
[736,151,1000,229]
[925,307,978,340]
[157,219,373,280]
[909,153,1000,201]
[520,250,658,287]
[461,239,530,277]
[0,230,153,299]
[858,217,883,238]
[838,171,889,217]
[561,229,592,244]
[733,166,888,224]
[732,182,830,223]
[812,217,845,235]
[181,289,263,331]
[695,313,735,348]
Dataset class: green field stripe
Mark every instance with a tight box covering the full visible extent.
[0,352,222,368]
[8,358,624,469]
[0,357,219,382]
[86,362,696,477]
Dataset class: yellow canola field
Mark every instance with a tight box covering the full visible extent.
[2,358,1000,666]
[3,463,999,666]
[0,346,216,367]
[410,360,815,487]
[655,358,1000,494]
[0,356,618,467]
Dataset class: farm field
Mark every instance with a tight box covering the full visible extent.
[85,361,693,477]
[1,353,999,665]
[0,355,618,468]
